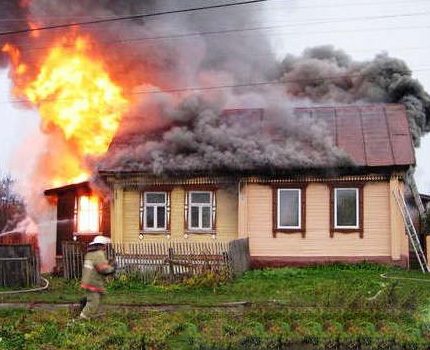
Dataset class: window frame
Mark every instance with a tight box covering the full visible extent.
[143,192,168,231]
[334,188,359,229]
[272,184,306,238]
[139,188,172,235]
[277,189,302,230]
[329,183,364,238]
[188,191,213,231]
[184,186,217,235]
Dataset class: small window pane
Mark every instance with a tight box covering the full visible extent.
[336,189,357,227]
[146,206,154,228]
[191,207,199,228]
[202,207,211,228]
[146,193,166,204]
[191,192,211,204]
[157,206,166,228]
[279,190,300,227]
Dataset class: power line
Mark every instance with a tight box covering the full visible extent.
[0,0,427,22]
[7,12,430,55]
[0,0,268,37]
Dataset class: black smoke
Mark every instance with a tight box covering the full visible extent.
[280,46,430,146]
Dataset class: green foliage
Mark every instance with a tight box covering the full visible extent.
[1,305,430,350]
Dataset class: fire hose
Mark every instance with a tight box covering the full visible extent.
[366,272,430,300]
[0,276,49,295]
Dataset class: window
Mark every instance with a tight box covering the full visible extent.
[334,188,359,229]
[187,191,214,231]
[277,189,301,229]
[272,185,306,237]
[75,195,101,233]
[330,185,363,238]
[141,192,168,231]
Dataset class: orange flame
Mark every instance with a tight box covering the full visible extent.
[3,34,129,187]
[77,195,100,233]
[25,36,129,155]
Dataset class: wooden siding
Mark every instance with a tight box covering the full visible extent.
[122,190,140,243]
[244,182,394,257]
[112,186,238,243]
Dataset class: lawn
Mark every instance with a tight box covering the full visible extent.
[1,263,430,349]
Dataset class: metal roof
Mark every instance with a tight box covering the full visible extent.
[295,104,415,167]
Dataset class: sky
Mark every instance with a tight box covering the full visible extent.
[1,0,430,191]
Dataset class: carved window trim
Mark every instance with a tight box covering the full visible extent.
[139,187,172,235]
[184,185,217,235]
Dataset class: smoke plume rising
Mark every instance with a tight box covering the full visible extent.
[0,1,429,193]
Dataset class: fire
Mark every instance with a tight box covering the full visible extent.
[77,195,100,233]
[24,36,129,156]
[3,34,129,186]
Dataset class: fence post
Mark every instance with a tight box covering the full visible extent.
[168,247,175,282]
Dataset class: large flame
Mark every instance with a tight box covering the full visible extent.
[3,34,129,186]
[25,36,128,156]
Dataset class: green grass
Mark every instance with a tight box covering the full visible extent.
[2,264,430,349]
[2,263,430,308]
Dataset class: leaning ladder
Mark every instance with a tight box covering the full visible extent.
[393,189,429,273]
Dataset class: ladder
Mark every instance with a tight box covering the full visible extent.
[393,188,429,273]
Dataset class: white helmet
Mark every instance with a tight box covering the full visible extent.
[89,235,111,245]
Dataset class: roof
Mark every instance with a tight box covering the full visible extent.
[44,181,90,196]
[100,104,415,176]
[295,104,415,167]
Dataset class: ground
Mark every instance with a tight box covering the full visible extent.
[1,263,430,349]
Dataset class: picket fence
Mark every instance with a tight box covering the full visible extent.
[62,238,250,283]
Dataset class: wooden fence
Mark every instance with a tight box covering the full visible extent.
[62,238,250,283]
[0,244,40,288]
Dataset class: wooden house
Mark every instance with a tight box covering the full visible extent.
[45,104,418,270]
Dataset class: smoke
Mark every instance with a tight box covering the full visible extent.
[280,46,430,146]
[1,2,430,184]
[99,95,351,176]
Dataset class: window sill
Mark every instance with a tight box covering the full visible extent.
[273,229,305,238]
[185,229,216,236]
[330,228,363,238]
[140,231,170,236]
[73,232,101,236]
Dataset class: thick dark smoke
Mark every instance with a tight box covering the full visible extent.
[1,1,429,179]
[99,96,350,176]
[280,46,430,146]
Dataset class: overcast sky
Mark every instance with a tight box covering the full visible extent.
[1,0,430,191]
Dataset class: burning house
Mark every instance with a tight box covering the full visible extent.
[44,103,415,268]
[1,1,430,271]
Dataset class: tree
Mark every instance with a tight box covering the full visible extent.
[0,174,26,233]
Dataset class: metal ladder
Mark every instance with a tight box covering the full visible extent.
[393,189,429,273]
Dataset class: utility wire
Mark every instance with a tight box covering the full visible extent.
[0,0,427,22]
[0,0,268,37]
[8,16,430,55]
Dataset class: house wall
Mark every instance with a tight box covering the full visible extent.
[241,180,408,266]
[111,186,238,243]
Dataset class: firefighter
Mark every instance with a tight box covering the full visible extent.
[79,235,115,319]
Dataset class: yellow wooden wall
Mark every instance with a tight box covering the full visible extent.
[242,181,406,259]
[111,186,238,243]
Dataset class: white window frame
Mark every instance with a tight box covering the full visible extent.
[143,192,167,231]
[188,191,213,230]
[334,188,359,229]
[277,189,301,230]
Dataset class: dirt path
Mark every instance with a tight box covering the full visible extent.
[0,300,251,312]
